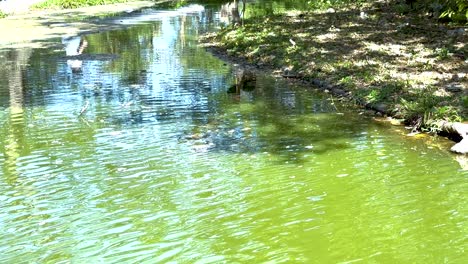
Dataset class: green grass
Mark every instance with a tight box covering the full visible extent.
[33,0,131,10]
[0,11,7,18]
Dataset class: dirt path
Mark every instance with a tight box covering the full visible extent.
[0,1,165,49]
[0,0,46,14]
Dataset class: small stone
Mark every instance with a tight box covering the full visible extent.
[445,83,464,93]
[390,119,404,126]
[447,28,466,37]
[373,103,387,113]
[360,12,368,20]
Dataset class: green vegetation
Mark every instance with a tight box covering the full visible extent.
[304,0,465,16]
[435,0,468,23]
[0,11,6,19]
[32,0,132,9]
[158,0,188,9]
[390,1,467,23]
[203,0,467,133]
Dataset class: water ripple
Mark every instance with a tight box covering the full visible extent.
[0,3,466,263]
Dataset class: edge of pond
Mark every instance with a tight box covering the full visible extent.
[200,41,468,155]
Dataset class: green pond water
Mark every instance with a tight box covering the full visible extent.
[0,3,467,264]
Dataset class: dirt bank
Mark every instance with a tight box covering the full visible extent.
[0,0,166,49]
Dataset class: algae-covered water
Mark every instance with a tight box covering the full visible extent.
[0,3,466,263]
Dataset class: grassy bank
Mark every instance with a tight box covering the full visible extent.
[32,0,132,10]
[203,2,467,134]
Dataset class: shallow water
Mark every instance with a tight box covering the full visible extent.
[0,4,466,264]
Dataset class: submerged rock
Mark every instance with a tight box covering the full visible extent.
[228,68,256,93]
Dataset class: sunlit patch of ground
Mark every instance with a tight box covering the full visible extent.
[0,1,163,49]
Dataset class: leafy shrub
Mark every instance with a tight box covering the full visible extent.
[405,0,467,23]
[399,86,463,132]
[439,0,467,21]
[400,87,441,119]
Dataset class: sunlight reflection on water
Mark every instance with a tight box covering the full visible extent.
[0,2,466,264]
